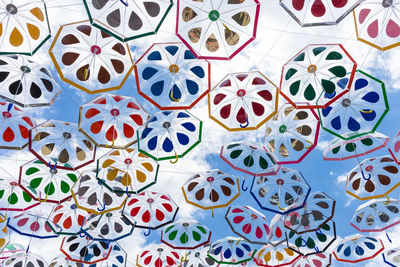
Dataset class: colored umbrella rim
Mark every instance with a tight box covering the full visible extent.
[333,238,384,263]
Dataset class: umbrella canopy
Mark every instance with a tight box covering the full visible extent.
[182,245,219,267]
[0,243,25,261]
[83,0,173,42]
[97,148,159,195]
[292,252,332,267]
[1,252,47,267]
[280,44,357,109]
[79,93,149,149]
[250,167,311,215]
[134,42,211,110]
[317,70,389,140]
[208,237,255,265]
[0,101,35,150]
[48,255,81,267]
[93,242,128,267]
[7,211,59,239]
[136,243,182,267]
[208,71,278,131]
[354,0,400,51]
[29,119,96,170]
[389,129,400,164]
[350,198,400,232]
[333,235,384,263]
[280,0,362,27]
[264,104,320,164]
[49,21,134,94]
[176,0,260,60]
[346,155,400,200]
[225,206,270,245]
[0,1,50,55]
[182,169,240,210]
[253,242,300,267]
[383,248,400,267]
[323,132,389,161]
[137,110,202,161]
[0,55,61,108]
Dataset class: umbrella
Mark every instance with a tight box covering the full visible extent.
[96,148,159,195]
[79,93,149,149]
[182,169,240,211]
[0,1,50,55]
[49,21,134,94]
[317,70,389,140]
[18,159,78,204]
[83,0,174,42]
[93,242,127,267]
[208,71,278,131]
[284,192,335,234]
[7,211,59,239]
[29,119,96,170]
[323,132,389,161]
[134,42,211,110]
[253,243,300,267]
[176,0,260,60]
[292,252,332,267]
[280,0,362,27]
[161,219,211,250]
[137,110,202,162]
[333,235,384,263]
[220,141,279,176]
[383,248,400,267]
[182,245,218,267]
[0,101,35,150]
[225,206,270,245]
[208,237,255,265]
[71,170,128,215]
[0,55,61,107]
[280,44,357,109]
[354,0,400,51]
[137,243,182,267]
[350,198,400,232]
[250,167,311,215]
[389,129,400,164]
[1,252,47,267]
[346,155,400,200]
[264,104,320,164]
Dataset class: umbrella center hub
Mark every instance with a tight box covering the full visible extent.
[2,111,11,118]
[279,125,287,133]
[9,181,17,186]
[365,165,373,172]
[195,252,200,257]
[91,45,101,55]
[228,240,234,243]
[147,198,154,204]
[307,64,317,73]
[106,212,113,217]
[110,108,120,116]
[209,10,220,21]
[237,89,246,97]
[6,4,18,15]
[63,132,72,139]
[370,203,377,208]
[124,158,132,165]
[50,168,58,175]
[157,248,163,252]
[276,178,284,185]
[162,121,171,128]
[341,98,351,107]
[182,222,189,227]
[70,204,77,210]
[169,64,179,73]
[207,176,214,182]
[382,0,393,7]
[20,66,31,73]
[251,214,258,219]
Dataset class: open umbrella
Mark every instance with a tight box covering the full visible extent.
[137,243,182,267]
[134,42,210,110]
[253,242,300,267]
[7,211,59,239]
[1,252,47,267]
[182,245,218,267]
[292,252,332,267]
[383,248,400,267]
[208,237,255,265]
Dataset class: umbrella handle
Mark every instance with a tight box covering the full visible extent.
[241,179,248,191]
[386,233,392,243]
[239,117,249,128]
[105,139,115,148]
[169,90,180,102]
[126,187,132,197]
[78,231,87,238]
[170,152,179,164]
[0,214,7,223]
[38,192,48,202]
[277,201,285,211]
[304,140,313,149]
[361,171,371,181]
[119,0,128,6]
[383,195,390,205]
[7,103,12,112]
[49,162,57,170]
[97,202,106,212]
[143,227,151,236]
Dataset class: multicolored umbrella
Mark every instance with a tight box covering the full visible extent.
[136,244,182,267]
[253,243,300,267]
[161,219,211,250]
[284,191,335,234]
[354,0,400,51]
[83,0,173,42]
[220,141,279,176]
[0,1,50,55]
[317,70,389,140]
[134,42,210,110]
[182,245,218,267]
[122,191,178,232]
[207,237,255,265]
[0,101,35,150]
[18,159,78,204]
[29,119,96,170]
[7,211,59,239]
[389,129,400,164]
[333,235,384,263]
[346,155,400,200]
[264,104,320,164]
[49,21,134,94]
[71,170,128,215]
[96,148,159,195]
[0,55,61,107]
[176,0,260,60]
[383,248,400,267]
[208,71,278,131]
[286,220,337,256]
[280,44,357,109]
[137,110,202,162]
[182,169,240,211]
[79,93,149,149]
[250,167,311,215]
[323,132,389,161]
[225,206,270,245]
[350,198,400,232]
[280,0,362,27]
[1,252,47,267]
[292,252,332,267]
